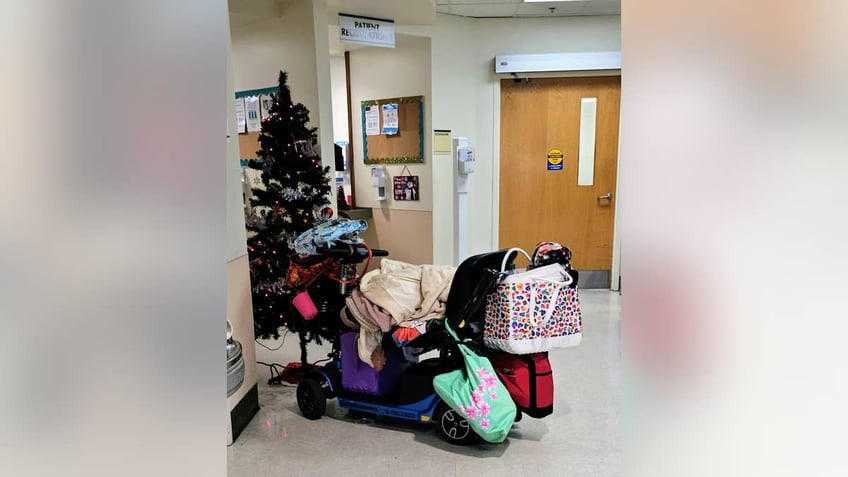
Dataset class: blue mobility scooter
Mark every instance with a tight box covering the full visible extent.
[295,245,514,444]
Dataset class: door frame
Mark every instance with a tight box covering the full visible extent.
[491,70,622,290]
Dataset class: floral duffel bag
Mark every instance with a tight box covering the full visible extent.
[483,248,582,354]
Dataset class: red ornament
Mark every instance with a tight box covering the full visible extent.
[322,207,333,218]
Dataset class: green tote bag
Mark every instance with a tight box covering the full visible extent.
[433,323,517,443]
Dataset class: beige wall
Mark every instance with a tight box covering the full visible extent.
[347,33,434,264]
[231,3,319,116]
[349,34,433,213]
[359,209,434,269]
[230,0,337,213]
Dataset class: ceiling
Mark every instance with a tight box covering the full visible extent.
[327,0,436,25]
[437,0,620,18]
[229,0,437,29]
[229,0,620,29]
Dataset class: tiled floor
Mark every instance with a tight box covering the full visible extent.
[228,290,621,477]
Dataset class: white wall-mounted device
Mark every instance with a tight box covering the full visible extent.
[370,165,387,201]
[457,147,475,175]
[494,51,621,74]
[453,137,471,263]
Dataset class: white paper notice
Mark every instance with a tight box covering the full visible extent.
[245,96,261,132]
[259,94,274,120]
[365,105,380,136]
[235,98,247,133]
[381,103,399,135]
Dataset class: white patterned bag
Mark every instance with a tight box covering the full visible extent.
[483,249,582,354]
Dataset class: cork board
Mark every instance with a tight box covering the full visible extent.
[361,96,424,164]
[239,132,261,160]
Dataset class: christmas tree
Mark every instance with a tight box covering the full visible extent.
[245,71,334,354]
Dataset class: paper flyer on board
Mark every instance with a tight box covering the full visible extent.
[259,94,274,120]
[381,103,398,135]
[235,98,247,133]
[365,105,380,136]
[245,96,261,132]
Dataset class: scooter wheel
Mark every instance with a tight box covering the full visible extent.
[296,378,326,420]
[435,402,476,445]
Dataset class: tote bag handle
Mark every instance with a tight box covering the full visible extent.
[499,248,532,273]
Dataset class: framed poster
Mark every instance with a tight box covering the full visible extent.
[393,174,419,201]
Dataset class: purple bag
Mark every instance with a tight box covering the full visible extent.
[340,332,404,396]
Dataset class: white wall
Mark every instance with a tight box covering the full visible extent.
[230,0,337,212]
[349,34,432,212]
[226,18,256,424]
[430,14,482,265]
[430,13,621,264]
[330,54,349,143]
[231,2,320,120]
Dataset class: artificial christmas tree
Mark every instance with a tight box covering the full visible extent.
[245,71,335,363]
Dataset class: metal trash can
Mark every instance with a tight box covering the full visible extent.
[227,322,245,398]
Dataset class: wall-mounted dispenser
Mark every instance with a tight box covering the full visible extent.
[370,165,387,201]
[453,137,472,263]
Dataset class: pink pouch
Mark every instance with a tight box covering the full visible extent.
[292,290,318,321]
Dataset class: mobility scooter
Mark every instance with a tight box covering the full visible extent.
[296,244,516,444]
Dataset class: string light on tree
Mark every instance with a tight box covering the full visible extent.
[244,71,333,365]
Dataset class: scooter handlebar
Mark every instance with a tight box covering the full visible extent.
[315,245,388,259]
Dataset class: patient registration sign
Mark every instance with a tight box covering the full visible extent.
[339,14,395,48]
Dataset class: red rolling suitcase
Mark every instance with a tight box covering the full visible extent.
[489,352,554,418]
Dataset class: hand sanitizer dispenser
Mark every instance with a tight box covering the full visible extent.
[370,165,387,201]
[457,147,475,175]
[453,137,473,263]
[455,143,474,194]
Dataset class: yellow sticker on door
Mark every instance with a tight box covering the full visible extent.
[547,149,563,170]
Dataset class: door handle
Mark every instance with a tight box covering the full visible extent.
[597,193,612,200]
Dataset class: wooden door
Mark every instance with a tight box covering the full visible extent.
[499,76,620,273]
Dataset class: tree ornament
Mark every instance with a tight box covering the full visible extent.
[243,70,333,358]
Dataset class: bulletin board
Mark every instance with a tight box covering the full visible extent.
[361,95,424,164]
[239,132,261,160]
